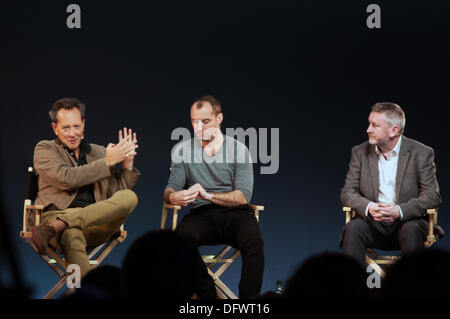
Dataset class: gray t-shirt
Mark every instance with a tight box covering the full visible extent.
[165,135,253,209]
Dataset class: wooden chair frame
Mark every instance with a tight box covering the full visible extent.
[20,167,127,299]
[161,201,264,299]
[342,206,439,278]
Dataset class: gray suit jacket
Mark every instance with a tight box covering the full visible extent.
[341,136,441,222]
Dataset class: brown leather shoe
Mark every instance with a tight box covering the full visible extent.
[31,223,56,253]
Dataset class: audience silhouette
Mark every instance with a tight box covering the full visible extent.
[65,265,122,299]
[283,252,369,299]
[381,248,450,299]
[121,229,202,299]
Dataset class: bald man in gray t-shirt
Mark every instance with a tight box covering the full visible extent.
[166,135,253,209]
[163,96,264,299]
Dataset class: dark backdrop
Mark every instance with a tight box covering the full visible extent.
[1,0,449,298]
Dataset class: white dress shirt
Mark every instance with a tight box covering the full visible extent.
[365,136,404,220]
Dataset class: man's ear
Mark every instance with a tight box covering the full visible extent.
[390,125,400,138]
[81,119,86,139]
[51,122,58,136]
[217,113,223,126]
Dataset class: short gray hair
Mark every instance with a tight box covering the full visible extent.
[371,102,406,134]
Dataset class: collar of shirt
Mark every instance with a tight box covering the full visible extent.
[59,138,91,160]
[375,135,402,160]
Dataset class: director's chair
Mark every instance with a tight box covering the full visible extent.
[20,167,127,299]
[342,206,443,278]
[161,201,264,299]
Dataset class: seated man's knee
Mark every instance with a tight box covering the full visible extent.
[114,189,138,215]
[399,220,426,237]
[343,218,369,240]
[237,222,264,252]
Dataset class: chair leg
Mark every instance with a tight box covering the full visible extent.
[216,280,238,299]
[215,287,228,299]
[425,212,437,247]
[42,255,66,278]
[366,254,386,278]
[43,276,68,299]
[216,278,238,299]
[91,239,119,269]
[216,245,233,259]
[204,246,241,299]
[207,268,238,299]
[25,238,67,277]
[366,248,379,259]
[161,205,168,229]
[46,248,68,270]
[207,245,234,270]
[172,209,178,231]
[87,243,106,260]
[214,250,241,278]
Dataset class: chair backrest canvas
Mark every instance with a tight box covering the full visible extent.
[26,167,38,202]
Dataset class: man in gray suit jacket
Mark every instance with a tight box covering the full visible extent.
[340,102,442,269]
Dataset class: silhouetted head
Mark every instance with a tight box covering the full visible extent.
[284,252,369,299]
[121,229,201,299]
[64,265,122,299]
[382,248,450,299]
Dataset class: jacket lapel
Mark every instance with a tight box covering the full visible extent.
[395,136,411,199]
[83,141,94,163]
[84,143,102,202]
[55,139,77,166]
[368,145,380,201]
[86,150,95,163]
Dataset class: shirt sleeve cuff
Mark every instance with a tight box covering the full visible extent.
[365,202,374,217]
[397,205,404,220]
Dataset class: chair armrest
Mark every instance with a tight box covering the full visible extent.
[25,204,44,210]
[426,208,438,226]
[118,230,127,243]
[248,204,264,222]
[249,205,264,211]
[163,201,182,210]
[161,201,182,230]
[427,208,438,224]
[342,206,355,224]
[22,199,43,236]
[425,208,441,247]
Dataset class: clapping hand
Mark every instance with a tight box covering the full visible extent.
[104,127,138,168]
[119,127,138,170]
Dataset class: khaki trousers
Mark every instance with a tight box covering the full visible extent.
[42,189,138,277]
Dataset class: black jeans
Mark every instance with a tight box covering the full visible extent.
[176,203,265,298]
[341,217,428,270]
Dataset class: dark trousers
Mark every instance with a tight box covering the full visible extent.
[176,203,265,299]
[341,217,428,270]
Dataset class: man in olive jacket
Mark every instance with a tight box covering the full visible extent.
[32,97,140,278]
